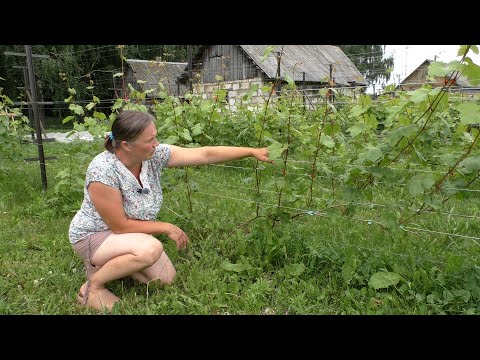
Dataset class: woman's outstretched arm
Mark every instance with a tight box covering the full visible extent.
[166,145,272,168]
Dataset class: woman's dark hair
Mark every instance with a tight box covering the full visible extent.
[104,110,155,153]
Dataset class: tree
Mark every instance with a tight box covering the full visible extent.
[0,45,28,101]
[0,44,202,119]
[339,45,394,85]
[123,45,193,62]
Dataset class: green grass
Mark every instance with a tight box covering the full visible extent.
[1,140,479,314]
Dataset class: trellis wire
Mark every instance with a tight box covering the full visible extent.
[191,189,480,246]
[191,177,480,221]
[208,162,480,193]
[164,189,479,269]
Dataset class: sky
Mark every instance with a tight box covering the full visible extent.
[382,45,480,87]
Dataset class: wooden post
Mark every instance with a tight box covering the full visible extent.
[274,52,281,78]
[187,45,193,92]
[302,71,306,109]
[26,45,48,191]
[21,66,35,140]
[328,64,335,103]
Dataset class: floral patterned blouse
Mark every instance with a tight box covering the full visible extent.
[68,144,171,244]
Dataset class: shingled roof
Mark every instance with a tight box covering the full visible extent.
[185,45,366,86]
[125,59,188,95]
[240,45,366,86]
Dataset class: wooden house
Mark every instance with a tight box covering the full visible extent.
[398,59,478,93]
[118,59,189,99]
[178,45,367,109]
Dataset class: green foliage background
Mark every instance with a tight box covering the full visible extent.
[1,45,479,315]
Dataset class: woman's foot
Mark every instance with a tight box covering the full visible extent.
[77,282,120,313]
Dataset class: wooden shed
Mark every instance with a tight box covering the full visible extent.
[178,45,367,108]
[120,59,189,98]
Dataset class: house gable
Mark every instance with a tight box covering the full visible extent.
[190,45,261,83]
[400,59,476,91]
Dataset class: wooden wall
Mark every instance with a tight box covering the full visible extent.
[193,45,260,83]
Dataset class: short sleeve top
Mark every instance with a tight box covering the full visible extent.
[68,144,171,244]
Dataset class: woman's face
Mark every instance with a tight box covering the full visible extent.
[128,122,159,160]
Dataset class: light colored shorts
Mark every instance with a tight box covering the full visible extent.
[71,230,113,278]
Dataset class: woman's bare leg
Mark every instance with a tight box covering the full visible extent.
[79,232,165,311]
[130,251,176,285]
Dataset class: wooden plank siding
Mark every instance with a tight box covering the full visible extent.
[193,45,260,83]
